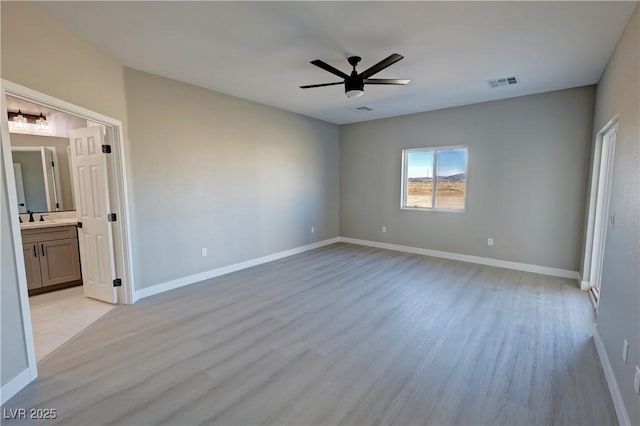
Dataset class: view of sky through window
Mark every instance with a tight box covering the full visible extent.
[407,148,466,178]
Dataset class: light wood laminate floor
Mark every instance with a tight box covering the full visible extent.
[4,243,616,425]
[29,286,116,362]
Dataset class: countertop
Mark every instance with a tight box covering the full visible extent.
[21,218,79,230]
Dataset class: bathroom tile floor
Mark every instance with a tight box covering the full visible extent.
[29,286,117,362]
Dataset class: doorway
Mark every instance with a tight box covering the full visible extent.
[1,80,134,373]
[582,117,618,310]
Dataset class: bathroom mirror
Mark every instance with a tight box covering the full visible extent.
[11,141,75,213]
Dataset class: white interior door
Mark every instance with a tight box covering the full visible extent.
[69,127,117,304]
[589,126,617,306]
[13,162,27,213]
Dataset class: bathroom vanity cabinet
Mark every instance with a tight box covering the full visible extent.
[21,225,82,295]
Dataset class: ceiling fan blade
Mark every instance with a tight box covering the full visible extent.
[310,60,350,79]
[364,79,410,85]
[359,53,404,79]
[300,82,343,89]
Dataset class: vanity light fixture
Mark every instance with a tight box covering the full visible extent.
[8,110,49,131]
[35,112,48,131]
[12,109,27,129]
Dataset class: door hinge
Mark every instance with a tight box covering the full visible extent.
[107,213,117,222]
[51,161,55,167]
[56,202,60,209]
[76,222,83,228]
[102,144,112,154]
[113,278,122,287]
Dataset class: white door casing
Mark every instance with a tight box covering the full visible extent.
[13,162,27,213]
[39,146,55,211]
[589,125,617,306]
[45,147,63,210]
[69,127,117,304]
[43,147,60,211]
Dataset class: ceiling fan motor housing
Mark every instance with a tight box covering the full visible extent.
[345,77,364,98]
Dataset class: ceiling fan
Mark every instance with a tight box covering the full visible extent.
[300,53,410,98]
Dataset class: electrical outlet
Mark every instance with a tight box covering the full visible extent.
[634,366,640,395]
[623,339,629,363]
[311,226,315,234]
[487,238,494,246]
[201,248,207,257]
[382,226,387,233]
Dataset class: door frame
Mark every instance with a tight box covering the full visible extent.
[1,79,136,382]
[581,115,618,310]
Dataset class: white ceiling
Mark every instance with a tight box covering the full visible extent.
[35,1,636,125]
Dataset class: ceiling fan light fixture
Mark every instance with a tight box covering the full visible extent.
[345,89,364,98]
[345,77,365,98]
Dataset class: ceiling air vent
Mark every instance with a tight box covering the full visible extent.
[350,106,373,112]
[488,76,518,88]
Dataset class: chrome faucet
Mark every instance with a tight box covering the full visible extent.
[28,211,34,222]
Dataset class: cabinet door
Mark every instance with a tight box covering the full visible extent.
[22,243,43,289]
[39,238,81,286]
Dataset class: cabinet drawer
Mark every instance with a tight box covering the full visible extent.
[22,225,77,244]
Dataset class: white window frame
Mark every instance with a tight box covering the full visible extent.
[401,145,468,212]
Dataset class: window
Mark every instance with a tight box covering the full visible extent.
[402,146,468,211]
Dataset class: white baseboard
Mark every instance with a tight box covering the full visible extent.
[340,237,580,280]
[581,280,591,291]
[134,237,341,301]
[0,368,32,405]
[134,235,581,301]
[593,326,630,426]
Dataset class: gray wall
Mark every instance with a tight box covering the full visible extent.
[123,68,340,289]
[1,149,29,387]
[340,87,595,271]
[591,4,639,424]
[11,134,75,211]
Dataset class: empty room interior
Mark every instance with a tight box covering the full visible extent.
[0,1,638,425]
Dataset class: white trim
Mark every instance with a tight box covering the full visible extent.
[582,115,619,286]
[589,288,599,313]
[0,369,32,405]
[134,237,341,301]
[340,237,580,279]
[48,146,63,211]
[0,81,39,387]
[580,280,591,291]
[589,125,617,304]
[593,326,630,426]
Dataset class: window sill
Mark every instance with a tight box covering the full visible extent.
[401,206,465,213]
